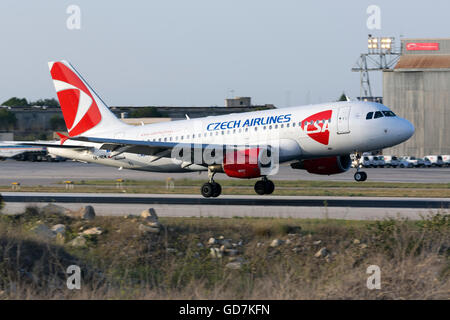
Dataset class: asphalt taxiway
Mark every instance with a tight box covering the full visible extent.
[1,160,450,186]
[2,193,448,220]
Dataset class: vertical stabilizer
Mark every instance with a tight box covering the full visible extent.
[48,60,129,137]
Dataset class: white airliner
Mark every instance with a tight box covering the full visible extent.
[19,61,415,197]
[0,144,45,160]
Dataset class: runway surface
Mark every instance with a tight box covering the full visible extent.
[2,193,449,209]
[2,160,448,220]
[2,193,448,220]
[1,159,450,186]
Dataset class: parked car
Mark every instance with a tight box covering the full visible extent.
[442,155,450,167]
[372,156,385,168]
[399,156,415,168]
[361,156,372,168]
[361,155,384,168]
[418,157,431,167]
[425,155,444,167]
[381,155,400,168]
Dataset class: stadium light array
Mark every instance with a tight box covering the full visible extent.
[368,36,394,53]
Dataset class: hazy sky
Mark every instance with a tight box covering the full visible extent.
[0,0,448,107]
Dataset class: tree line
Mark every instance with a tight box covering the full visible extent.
[1,97,60,108]
[0,97,62,131]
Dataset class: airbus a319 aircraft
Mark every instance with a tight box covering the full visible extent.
[21,61,414,197]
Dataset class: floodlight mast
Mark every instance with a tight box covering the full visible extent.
[352,35,401,101]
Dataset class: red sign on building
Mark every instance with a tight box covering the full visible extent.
[406,42,440,51]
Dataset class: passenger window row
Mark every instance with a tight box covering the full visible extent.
[148,117,326,143]
[366,110,396,120]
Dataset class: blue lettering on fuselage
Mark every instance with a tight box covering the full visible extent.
[206,114,292,131]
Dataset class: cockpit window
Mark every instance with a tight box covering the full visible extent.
[366,112,373,120]
[382,111,396,117]
[374,111,383,119]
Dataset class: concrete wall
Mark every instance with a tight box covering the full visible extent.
[383,70,450,156]
[13,108,62,132]
[112,105,274,119]
[0,132,13,140]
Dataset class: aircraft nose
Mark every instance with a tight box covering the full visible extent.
[398,118,414,142]
[404,119,414,139]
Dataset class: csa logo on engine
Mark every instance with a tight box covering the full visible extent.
[301,110,332,145]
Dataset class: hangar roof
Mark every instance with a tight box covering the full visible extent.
[394,55,450,70]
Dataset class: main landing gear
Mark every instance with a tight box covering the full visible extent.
[201,181,222,198]
[254,177,275,195]
[353,153,367,182]
[201,167,222,198]
[200,169,276,198]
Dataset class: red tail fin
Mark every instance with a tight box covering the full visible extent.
[48,61,128,137]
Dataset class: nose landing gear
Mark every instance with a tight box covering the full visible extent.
[354,171,367,182]
[353,153,367,182]
[254,177,275,195]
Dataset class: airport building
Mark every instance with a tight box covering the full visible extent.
[225,96,252,107]
[3,97,275,138]
[383,38,450,156]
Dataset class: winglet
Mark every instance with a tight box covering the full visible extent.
[56,132,70,145]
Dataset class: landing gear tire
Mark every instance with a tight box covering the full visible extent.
[201,182,222,198]
[254,181,266,195]
[201,182,214,198]
[201,166,223,198]
[354,171,367,182]
[211,182,222,198]
[264,180,275,195]
[254,179,275,195]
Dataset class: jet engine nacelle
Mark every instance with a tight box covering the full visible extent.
[222,147,274,179]
[291,155,352,175]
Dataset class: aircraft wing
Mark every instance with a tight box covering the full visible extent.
[69,136,268,160]
[4,135,271,165]
[2,141,88,149]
